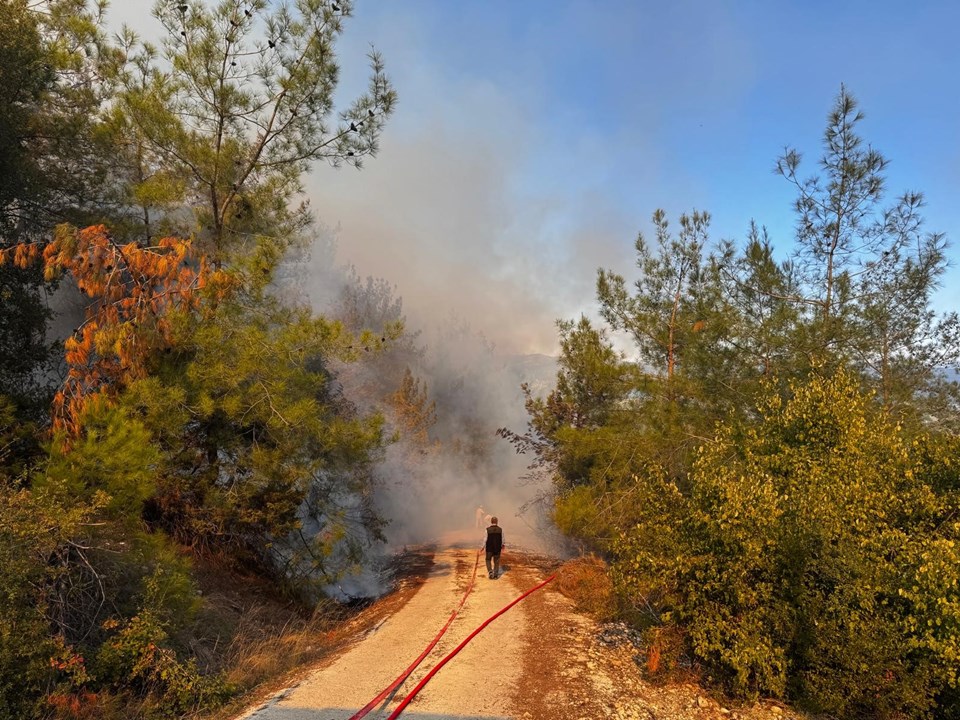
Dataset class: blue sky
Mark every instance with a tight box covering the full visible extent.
[113,0,960,353]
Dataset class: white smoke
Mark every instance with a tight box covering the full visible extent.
[278,223,566,598]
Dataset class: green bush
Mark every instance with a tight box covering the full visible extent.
[96,606,232,718]
[612,369,960,716]
[0,488,67,719]
[0,398,233,719]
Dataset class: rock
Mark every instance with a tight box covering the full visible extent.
[597,621,644,648]
[770,706,783,715]
[696,695,711,708]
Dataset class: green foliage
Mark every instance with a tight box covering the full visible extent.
[508,316,635,477]
[0,0,400,715]
[0,395,43,485]
[0,0,56,414]
[126,275,386,586]
[718,222,802,384]
[550,316,631,433]
[43,398,159,519]
[776,86,960,407]
[0,262,54,416]
[0,0,130,417]
[111,0,396,257]
[598,209,725,383]
[0,0,55,241]
[513,88,960,718]
[553,485,602,539]
[0,485,86,719]
[612,369,959,715]
[595,211,748,480]
[0,395,234,719]
[95,601,232,718]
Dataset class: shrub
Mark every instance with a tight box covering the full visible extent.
[0,484,95,719]
[0,399,57,717]
[95,607,232,718]
[612,369,960,716]
[0,397,232,719]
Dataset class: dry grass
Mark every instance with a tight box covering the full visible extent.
[194,605,347,720]
[219,605,340,690]
[553,554,617,622]
[553,556,695,683]
[193,547,436,720]
[179,557,353,720]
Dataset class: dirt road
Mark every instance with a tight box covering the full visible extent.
[237,543,536,719]
[233,543,804,720]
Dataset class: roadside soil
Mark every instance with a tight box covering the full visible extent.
[227,542,811,720]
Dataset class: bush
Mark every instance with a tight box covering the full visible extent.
[0,488,64,719]
[95,607,232,718]
[0,397,233,719]
[612,369,960,716]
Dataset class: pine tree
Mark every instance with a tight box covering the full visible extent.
[718,223,800,379]
[596,210,736,478]
[110,0,396,262]
[777,87,960,421]
[597,209,717,385]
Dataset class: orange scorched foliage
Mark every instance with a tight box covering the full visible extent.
[46,691,101,719]
[1,224,216,436]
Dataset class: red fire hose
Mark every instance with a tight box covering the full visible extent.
[347,547,483,720]
[384,572,556,720]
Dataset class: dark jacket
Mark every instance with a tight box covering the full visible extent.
[485,524,503,554]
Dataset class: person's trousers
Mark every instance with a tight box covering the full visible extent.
[485,550,501,577]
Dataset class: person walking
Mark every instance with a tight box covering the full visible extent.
[475,505,486,528]
[485,516,503,579]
